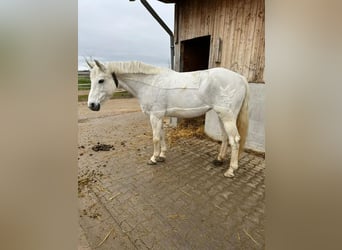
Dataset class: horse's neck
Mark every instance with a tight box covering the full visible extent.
[116,73,155,98]
[105,62,161,97]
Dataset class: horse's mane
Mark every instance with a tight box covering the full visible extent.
[106,61,169,75]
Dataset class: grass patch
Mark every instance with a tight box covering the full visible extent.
[79,86,91,90]
[78,77,91,90]
[78,91,133,102]
[78,95,89,102]
[78,77,90,84]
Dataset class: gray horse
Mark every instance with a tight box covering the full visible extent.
[86,60,249,177]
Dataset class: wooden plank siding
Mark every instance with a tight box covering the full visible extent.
[174,0,265,83]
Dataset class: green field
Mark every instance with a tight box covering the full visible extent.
[78,76,91,90]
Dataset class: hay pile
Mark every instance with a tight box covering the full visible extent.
[167,116,206,145]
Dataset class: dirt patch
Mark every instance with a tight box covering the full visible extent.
[78,98,141,121]
[78,169,104,196]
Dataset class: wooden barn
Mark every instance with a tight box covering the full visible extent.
[157,0,266,151]
[158,0,264,81]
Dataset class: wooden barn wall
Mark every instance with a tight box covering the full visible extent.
[174,0,265,83]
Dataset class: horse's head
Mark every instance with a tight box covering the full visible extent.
[86,59,118,111]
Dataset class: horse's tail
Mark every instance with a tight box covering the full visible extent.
[237,77,249,158]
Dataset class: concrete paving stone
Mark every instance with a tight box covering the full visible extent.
[140,233,158,249]
[83,215,135,249]
[133,239,149,250]
[79,107,265,249]
[79,225,92,250]
[128,225,150,244]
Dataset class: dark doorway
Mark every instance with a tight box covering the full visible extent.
[178,35,211,130]
[180,35,210,72]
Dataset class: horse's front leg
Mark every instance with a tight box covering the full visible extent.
[147,115,163,165]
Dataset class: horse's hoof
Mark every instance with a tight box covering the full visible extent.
[224,170,235,178]
[147,160,157,165]
[156,156,166,162]
[213,159,224,166]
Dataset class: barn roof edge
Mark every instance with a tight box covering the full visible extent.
[157,0,176,3]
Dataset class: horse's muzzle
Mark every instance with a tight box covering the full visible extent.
[88,102,100,111]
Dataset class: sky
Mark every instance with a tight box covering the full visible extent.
[78,0,174,70]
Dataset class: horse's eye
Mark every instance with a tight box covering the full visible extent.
[98,79,104,84]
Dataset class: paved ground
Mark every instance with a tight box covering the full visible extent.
[78,98,265,250]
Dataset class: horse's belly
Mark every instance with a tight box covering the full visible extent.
[165,106,211,118]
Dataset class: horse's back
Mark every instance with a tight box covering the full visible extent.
[151,71,204,89]
[198,68,247,112]
[208,67,246,85]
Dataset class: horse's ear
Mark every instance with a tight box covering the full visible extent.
[94,59,106,72]
[85,58,94,69]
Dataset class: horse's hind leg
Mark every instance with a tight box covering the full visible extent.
[217,112,241,177]
[213,119,228,166]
